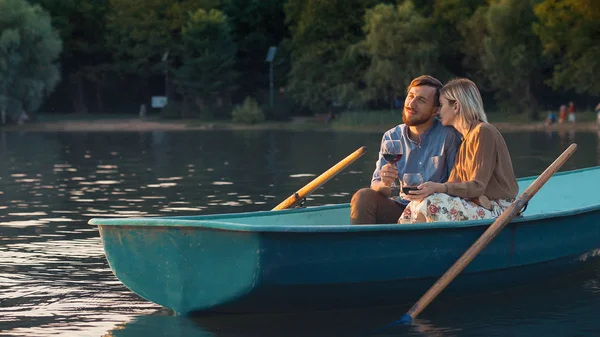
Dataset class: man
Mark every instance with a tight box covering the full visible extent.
[350,75,461,224]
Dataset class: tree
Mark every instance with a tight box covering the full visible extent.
[534,0,600,96]
[482,0,545,118]
[220,0,288,102]
[0,0,62,124]
[431,0,482,78]
[173,9,237,118]
[30,0,109,114]
[284,0,382,112]
[357,2,441,109]
[105,0,216,101]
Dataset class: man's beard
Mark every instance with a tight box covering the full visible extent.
[403,108,432,126]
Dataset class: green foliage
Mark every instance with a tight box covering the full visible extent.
[160,100,183,119]
[257,89,294,121]
[0,0,62,122]
[31,0,110,113]
[482,0,545,119]
[232,96,265,124]
[263,102,291,121]
[174,9,237,119]
[31,0,108,69]
[105,0,215,77]
[220,0,288,100]
[11,0,600,122]
[459,5,490,88]
[284,0,380,112]
[358,2,441,107]
[534,0,600,96]
[411,0,436,16]
[431,0,482,78]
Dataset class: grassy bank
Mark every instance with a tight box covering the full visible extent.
[3,110,599,133]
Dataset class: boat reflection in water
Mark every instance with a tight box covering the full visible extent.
[104,261,600,337]
[103,305,458,337]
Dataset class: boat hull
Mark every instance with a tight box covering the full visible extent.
[98,208,600,315]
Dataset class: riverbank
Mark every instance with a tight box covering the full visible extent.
[2,115,599,133]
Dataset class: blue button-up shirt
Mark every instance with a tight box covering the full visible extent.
[372,118,462,205]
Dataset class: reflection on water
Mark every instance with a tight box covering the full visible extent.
[103,263,600,337]
[102,265,600,337]
[1,129,600,336]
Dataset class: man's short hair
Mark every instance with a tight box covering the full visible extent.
[407,75,443,106]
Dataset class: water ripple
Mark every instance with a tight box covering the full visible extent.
[1,130,600,337]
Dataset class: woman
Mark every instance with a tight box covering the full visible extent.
[558,104,567,124]
[398,78,518,223]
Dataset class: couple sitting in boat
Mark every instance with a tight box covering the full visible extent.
[350,75,518,224]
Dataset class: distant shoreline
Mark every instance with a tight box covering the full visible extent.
[2,117,599,133]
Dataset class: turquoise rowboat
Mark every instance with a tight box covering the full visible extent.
[89,166,600,316]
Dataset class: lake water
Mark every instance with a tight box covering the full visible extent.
[1,128,600,337]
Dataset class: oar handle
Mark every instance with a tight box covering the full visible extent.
[401,143,578,323]
[272,146,367,211]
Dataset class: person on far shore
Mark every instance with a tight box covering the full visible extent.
[350,75,462,224]
[568,101,576,123]
[545,110,557,126]
[558,104,567,124]
[398,78,518,223]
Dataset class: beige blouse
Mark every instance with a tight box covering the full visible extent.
[444,123,518,201]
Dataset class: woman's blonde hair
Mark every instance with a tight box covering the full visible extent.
[441,78,488,130]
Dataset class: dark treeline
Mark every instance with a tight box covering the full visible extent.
[2,0,599,122]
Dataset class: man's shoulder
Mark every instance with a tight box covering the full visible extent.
[383,124,404,139]
[430,120,460,138]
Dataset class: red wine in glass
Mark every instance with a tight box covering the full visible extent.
[402,173,423,196]
[381,140,403,196]
[402,186,419,194]
[382,153,403,164]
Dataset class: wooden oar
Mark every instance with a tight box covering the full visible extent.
[272,146,367,211]
[395,143,578,324]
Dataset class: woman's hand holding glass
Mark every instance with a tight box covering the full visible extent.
[402,179,447,201]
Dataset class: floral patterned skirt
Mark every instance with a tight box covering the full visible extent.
[399,193,514,223]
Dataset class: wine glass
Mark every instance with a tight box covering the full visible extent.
[380,140,403,190]
[402,173,423,196]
